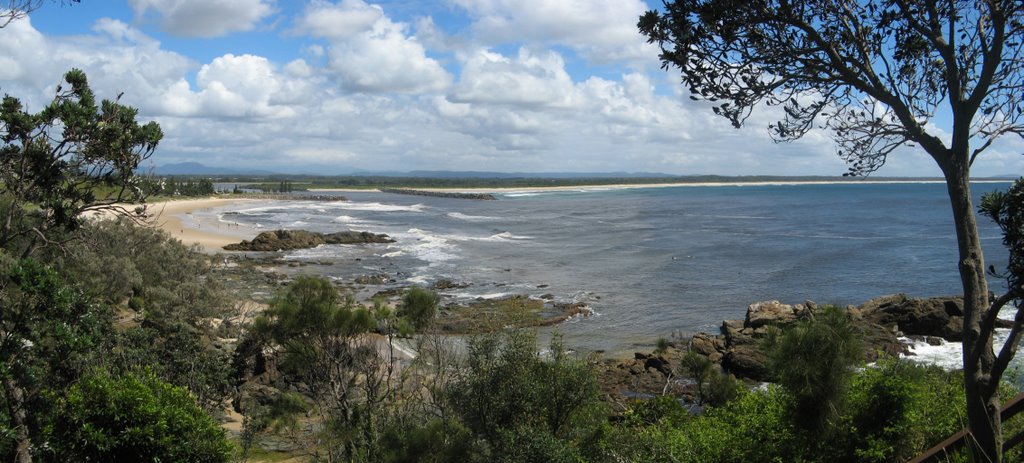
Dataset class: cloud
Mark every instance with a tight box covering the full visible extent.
[452,0,657,64]
[128,0,274,38]
[296,0,450,94]
[451,48,575,107]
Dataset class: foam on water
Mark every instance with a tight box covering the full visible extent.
[901,305,1019,370]
[339,202,427,213]
[447,212,498,221]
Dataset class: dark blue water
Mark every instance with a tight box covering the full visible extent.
[203,182,1012,353]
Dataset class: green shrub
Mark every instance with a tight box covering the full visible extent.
[398,286,439,331]
[766,305,862,433]
[46,369,231,462]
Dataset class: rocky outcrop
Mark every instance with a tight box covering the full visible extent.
[686,294,1017,381]
[224,229,395,251]
[379,188,497,200]
[857,294,965,341]
[689,299,906,381]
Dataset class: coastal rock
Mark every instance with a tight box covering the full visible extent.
[224,229,394,251]
[355,274,388,285]
[858,294,965,341]
[745,300,798,328]
[324,231,395,245]
[723,345,768,379]
[689,332,725,357]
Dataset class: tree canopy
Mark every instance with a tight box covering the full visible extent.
[0,68,162,255]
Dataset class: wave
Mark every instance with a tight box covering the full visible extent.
[447,212,498,221]
[340,202,427,213]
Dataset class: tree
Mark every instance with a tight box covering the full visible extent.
[0,259,113,463]
[250,276,378,462]
[640,2,1023,459]
[398,286,439,331]
[45,368,232,462]
[0,68,162,256]
[1,1,80,28]
[766,306,862,434]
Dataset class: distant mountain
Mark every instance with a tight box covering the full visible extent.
[145,162,275,176]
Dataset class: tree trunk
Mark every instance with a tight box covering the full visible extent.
[2,378,32,463]
[944,165,1001,462]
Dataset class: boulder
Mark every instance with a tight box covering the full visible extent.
[723,345,769,380]
[858,294,965,341]
[745,300,799,328]
[224,229,394,251]
[323,231,395,244]
[689,332,725,356]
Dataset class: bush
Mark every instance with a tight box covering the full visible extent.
[45,369,231,462]
[398,286,439,331]
[766,305,862,433]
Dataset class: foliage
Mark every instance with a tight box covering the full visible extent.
[46,218,226,324]
[0,259,113,461]
[374,419,479,463]
[44,368,231,462]
[445,331,606,461]
[0,68,161,256]
[250,275,380,461]
[766,305,863,433]
[398,286,439,331]
[138,176,216,197]
[609,358,967,463]
[980,177,1024,302]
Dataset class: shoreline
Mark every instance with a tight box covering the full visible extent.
[144,197,256,253]
[310,178,1013,195]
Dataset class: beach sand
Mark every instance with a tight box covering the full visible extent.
[143,197,255,253]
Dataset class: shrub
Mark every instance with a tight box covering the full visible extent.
[45,369,231,462]
[398,286,439,331]
[766,305,862,433]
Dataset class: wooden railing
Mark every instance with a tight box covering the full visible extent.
[909,392,1024,463]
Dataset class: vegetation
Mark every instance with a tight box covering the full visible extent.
[45,369,232,462]
[640,2,1024,459]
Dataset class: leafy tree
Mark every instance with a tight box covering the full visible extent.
[44,368,231,463]
[398,286,439,331]
[250,276,378,462]
[766,305,862,434]
[0,259,112,463]
[0,69,162,256]
[640,2,1023,458]
[446,332,606,461]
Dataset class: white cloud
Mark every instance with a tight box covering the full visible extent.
[295,0,451,94]
[451,48,575,107]
[295,0,382,41]
[128,0,274,38]
[452,0,657,64]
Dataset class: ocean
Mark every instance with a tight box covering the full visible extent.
[195,181,1013,357]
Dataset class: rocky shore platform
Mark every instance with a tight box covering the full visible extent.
[223,229,395,251]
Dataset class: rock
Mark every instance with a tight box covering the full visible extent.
[745,300,798,328]
[323,231,395,244]
[355,274,388,285]
[723,345,769,380]
[689,332,725,356]
[926,336,943,346]
[433,279,470,290]
[644,356,673,376]
[224,229,394,251]
[858,294,965,341]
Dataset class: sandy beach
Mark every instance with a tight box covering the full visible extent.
[144,197,256,253]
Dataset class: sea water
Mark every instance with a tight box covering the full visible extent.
[198,181,1014,356]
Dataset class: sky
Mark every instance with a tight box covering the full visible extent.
[1,0,1021,176]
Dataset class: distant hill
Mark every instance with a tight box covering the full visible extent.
[146,162,275,176]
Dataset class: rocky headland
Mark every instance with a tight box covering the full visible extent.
[223,229,395,251]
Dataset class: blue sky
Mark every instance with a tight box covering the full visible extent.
[3,0,1020,176]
